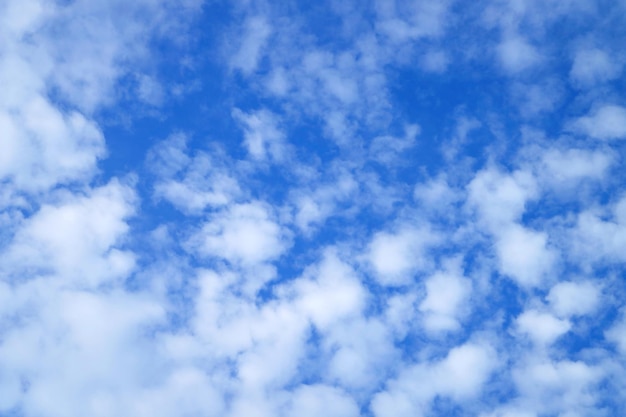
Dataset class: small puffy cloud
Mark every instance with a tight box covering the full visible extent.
[368,224,440,286]
[414,175,461,212]
[495,224,556,287]
[467,168,537,228]
[547,281,600,318]
[569,105,626,140]
[535,147,613,188]
[291,249,366,330]
[191,202,289,265]
[570,48,622,87]
[419,259,472,332]
[516,309,571,345]
[497,36,541,73]
[570,197,626,265]
[432,342,497,400]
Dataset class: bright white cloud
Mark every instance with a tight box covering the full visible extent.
[2,180,136,287]
[495,224,556,287]
[468,167,537,228]
[516,309,571,345]
[419,258,472,332]
[368,224,440,286]
[191,201,289,266]
[547,281,600,317]
[290,249,366,330]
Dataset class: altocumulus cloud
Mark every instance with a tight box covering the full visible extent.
[1,0,626,416]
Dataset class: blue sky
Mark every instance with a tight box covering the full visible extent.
[1,0,626,416]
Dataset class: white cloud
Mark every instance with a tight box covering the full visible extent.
[512,358,603,415]
[0,96,105,192]
[283,384,360,417]
[468,167,556,287]
[191,201,289,266]
[570,196,626,265]
[570,105,626,140]
[324,318,397,390]
[290,249,366,330]
[371,341,496,417]
[497,36,541,73]
[606,316,626,354]
[516,309,571,345]
[570,47,622,87]
[495,224,556,287]
[2,0,626,415]
[547,281,600,318]
[2,180,136,287]
[0,0,202,196]
[468,167,537,228]
[535,147,613,188]
[419,258,472,332]
[414,175,461,212]
[368,224,440,286]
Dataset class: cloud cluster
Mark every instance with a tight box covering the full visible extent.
[2,0,626,416]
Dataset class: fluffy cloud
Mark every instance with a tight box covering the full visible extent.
[419,258,472,332]
[371,341,497,417]
[570,105,626,140]
[190,201,290,266]
[547,281,600,317]
[2,180,136,287]
[516,309,571,345]
[367,224,440,286]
